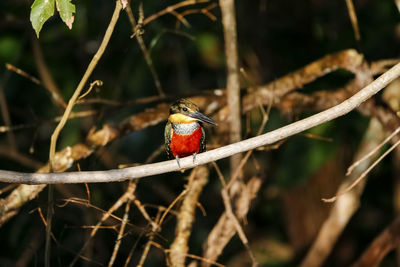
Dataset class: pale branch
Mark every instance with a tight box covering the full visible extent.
[108,198,131,267]
[0,62,399,184]
[49,0,123,170]
[219,0,242,172]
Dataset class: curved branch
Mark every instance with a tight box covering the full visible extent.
[0,62,399,184]
[49,0,123,170]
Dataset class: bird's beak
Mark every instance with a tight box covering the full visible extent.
[189,111,217,126]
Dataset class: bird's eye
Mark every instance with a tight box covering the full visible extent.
[182,107,188,112]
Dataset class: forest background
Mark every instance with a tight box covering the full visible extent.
[0,0,400,266]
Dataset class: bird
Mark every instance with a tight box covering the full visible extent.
[165,98,217,168]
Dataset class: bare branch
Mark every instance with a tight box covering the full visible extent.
[0,62,398,184]
[108,198,131,267]
[49,0,123,171]
[219,0,242,173]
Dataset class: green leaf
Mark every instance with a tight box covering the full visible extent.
[56,0,76,29]
[30,0,55,38]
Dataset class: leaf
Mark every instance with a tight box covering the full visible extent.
[56,0,76,29]
[30,0,55,38]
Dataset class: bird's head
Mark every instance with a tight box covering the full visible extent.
[168,99,217,125]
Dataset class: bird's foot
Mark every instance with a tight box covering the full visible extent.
[192,152,198,165]
[175,156,181,169]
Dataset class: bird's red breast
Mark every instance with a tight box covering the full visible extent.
[170,126,203,158]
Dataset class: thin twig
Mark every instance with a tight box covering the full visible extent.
[32,37,67,109]
[108,198,131,267]
[126,3,165,96]
[5,63,41,85]
[170,9,191,27]
[347,126,400,176]
[212,162,258,267]
[178,3,218,24]
[300,118,386,267]
[44,184,54,267]
[45,3,123,265]
[323,138,400,203]
[123,229,145,267]
[345,0,361,43]
[38,206,104,266]
[143,0,210,25]
[0,82,17,151]
[159,187,189,227]
[49,0,123,170]
[136,210,162,267]
[131,195,158,230]
[205,101,268,265]
[0,110,98,135]
[60,198,140,227]
[68,180,137,267]
[78,80,103,100]
[0,184,18,195]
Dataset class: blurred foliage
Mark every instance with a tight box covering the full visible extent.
[0,0,399,266]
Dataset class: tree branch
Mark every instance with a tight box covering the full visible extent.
[0,62,398,184]
[219,0,242,170]
[49,0,122,170]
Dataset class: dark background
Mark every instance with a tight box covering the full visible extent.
[0,0,399,266]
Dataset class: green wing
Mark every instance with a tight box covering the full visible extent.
[200,126,206,153]
[164,121,173,159]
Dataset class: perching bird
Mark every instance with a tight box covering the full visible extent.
[165,98,217,167]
